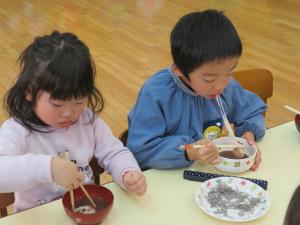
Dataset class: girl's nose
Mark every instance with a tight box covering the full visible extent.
[62,108,74,117]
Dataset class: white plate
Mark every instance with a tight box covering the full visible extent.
[195,177,270,222]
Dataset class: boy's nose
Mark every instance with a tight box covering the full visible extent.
[214,77,230,92]
[214,81,226,92]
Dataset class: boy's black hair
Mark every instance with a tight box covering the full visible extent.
[171,9,242,77]
[4,31,104,132]
[284,185,300,225]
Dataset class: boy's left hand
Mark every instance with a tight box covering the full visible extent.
[241,131,261,171]
[123,170,147,196]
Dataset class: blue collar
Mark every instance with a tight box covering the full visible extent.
[168,67,198,97]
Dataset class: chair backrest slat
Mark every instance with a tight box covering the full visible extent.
[234,69,273,104]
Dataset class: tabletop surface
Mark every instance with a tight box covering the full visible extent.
[1,121,299,225]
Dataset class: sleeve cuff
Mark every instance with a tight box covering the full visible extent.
[235,121,265,141]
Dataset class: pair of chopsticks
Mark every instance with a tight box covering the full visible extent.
[216,96,235,137]
[180,144,239,151]
[64,151,96,211]
[284,105,300,115]
[215,96,244,158]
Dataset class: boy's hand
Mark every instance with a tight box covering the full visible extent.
[123,170,147,196]
[242,131,261,171]
[51,156,84,190]
[186,139,220,164]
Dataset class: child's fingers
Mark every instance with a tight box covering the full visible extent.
[123,171,142,186]
[65,171,85,190]
[242,132,255,145]
[123,171,147,194]
[134,183,147,196]
[211,157,221,164]
[51,157,82,189]
[126,178,147,195]
[123,171,139,186]
[251,149,262,171]
[200,151,219,162]
[195,139,210,145]
[78,171,85,182]
[197,143,219,163]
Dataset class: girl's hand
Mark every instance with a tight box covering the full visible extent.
[123,170,147,196]
[51,156,85,190]
[186,139,220,164]
[242,131,261,171]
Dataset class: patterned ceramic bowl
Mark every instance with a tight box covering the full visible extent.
[213,137,257,173]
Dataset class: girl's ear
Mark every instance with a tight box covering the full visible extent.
[25,89,32,101]
[171,64,185,78]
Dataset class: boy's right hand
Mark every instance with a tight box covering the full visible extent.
[185,140,220,164]
[50,156,84,190]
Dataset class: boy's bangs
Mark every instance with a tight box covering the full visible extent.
[201,36,242,63]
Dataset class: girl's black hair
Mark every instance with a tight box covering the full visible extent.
[284,185,300,225]
[4,31,104,132]
[171,9,242,77]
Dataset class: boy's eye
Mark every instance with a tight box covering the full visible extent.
[204,79,215,83]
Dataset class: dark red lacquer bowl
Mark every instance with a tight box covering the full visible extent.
[62,184,114,225]
[295,114,300,133]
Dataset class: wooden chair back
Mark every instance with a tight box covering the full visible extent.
[89,156,104,185]
[0,192,14,217]
[234,68,273,104]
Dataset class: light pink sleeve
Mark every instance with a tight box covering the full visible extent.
[0,120,53,192]
[92,117,141,188]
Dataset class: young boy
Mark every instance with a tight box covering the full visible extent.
[127,10,266,170]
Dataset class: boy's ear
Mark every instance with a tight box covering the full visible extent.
[172,64,185,78]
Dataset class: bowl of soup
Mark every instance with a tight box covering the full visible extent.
[213,136,257,173]
[62,184,114,225]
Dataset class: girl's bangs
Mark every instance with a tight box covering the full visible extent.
[37,53,95,100]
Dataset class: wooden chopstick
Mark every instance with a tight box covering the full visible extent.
[284,105,300,115]
[70,190,75,211]
[64,150,96,209]
[79,184,96,208]
[216,96,235,137]
[180,144,240,150]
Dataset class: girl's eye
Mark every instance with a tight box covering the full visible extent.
[51,103,63,107]
[76,102,84,105]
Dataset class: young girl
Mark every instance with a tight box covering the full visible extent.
[0,31,147,212]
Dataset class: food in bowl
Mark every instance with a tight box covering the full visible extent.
[62,184,114,225]
[219,150,248,159]
[74,205,96,214]
[213,137,257,173]
[73,195,108,214]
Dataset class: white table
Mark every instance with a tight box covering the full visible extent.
[1,122,299,225]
